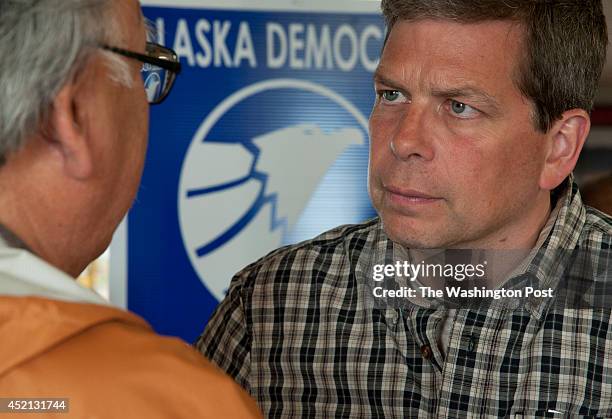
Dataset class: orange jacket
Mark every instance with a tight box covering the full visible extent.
[0,296,261,418]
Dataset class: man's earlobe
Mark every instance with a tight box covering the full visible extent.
[47,82,93,180]
[539,110,590,190]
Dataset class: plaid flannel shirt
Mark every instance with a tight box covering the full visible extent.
[196,180,612,418]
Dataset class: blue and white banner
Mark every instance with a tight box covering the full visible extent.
[111,0,383,342]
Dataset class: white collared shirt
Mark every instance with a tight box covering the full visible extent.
[0,237,108,306]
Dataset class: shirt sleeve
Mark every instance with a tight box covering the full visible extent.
[195,270,253,393]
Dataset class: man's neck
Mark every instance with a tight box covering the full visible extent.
[0,196,84,277]
[0,151,90,278]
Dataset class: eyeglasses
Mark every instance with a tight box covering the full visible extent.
[100,42,182,104]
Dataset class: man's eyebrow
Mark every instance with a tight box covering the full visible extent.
[372,71,403,90]
[431,86,501,110]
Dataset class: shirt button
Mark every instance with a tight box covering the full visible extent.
[463,334,477,352]
[467,336,476,352]
[420,345,432,359]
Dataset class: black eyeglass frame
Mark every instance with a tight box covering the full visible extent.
[100,42,182,103]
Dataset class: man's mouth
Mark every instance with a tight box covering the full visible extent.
[384,185,443,206]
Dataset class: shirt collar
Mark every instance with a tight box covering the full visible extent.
[519,175,586,319]
[0,225,109,306]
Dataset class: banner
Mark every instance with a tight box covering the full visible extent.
[111,0,383,342]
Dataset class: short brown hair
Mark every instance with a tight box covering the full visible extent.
[380,0,608,132]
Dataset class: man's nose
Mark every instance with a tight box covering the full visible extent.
[389,105,435,161]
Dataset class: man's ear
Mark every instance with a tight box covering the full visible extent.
[539,109,590,190]
[46,77,94,180]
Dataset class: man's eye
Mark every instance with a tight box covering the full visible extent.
[448,100,479,118]
[378,90,405,103]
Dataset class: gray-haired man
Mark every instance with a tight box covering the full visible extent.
[0,1,260,416]
[198,1,612,417]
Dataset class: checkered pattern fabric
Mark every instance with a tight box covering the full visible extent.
[196,180,612,418]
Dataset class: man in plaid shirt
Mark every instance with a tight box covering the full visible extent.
[197,0,611,417]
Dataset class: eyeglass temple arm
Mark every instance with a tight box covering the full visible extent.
[101,45,182,74]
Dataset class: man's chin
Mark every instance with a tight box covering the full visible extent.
[381,220,450,249]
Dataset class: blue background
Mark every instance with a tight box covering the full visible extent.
[128,6,383,342]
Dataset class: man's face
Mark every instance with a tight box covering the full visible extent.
[369,19,549,249]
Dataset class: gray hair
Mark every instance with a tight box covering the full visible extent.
[0,0,132,163]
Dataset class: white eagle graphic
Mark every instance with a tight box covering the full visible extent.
[179,123,363,300]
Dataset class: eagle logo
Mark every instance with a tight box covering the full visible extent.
[178,79,368,301]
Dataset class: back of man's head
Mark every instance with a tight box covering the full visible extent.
[380,0,608,133]
[0,0,131,165]
[0,0,142,276]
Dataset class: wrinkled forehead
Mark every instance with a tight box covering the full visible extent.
[383,16,526,50]
[379,18,529,93]
[382,19,525,68]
